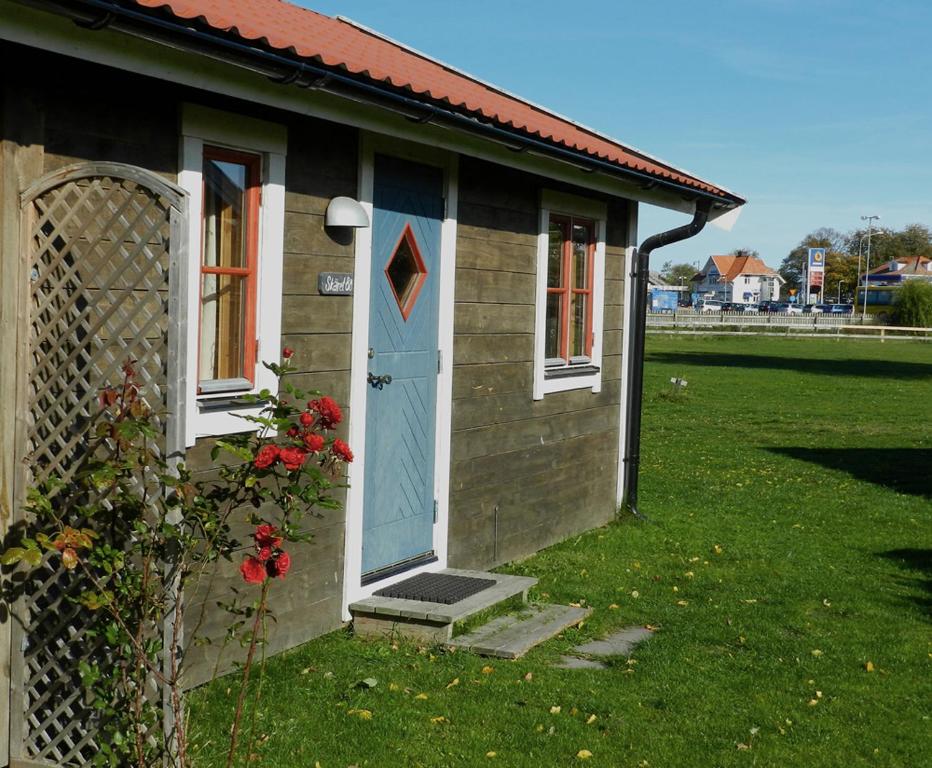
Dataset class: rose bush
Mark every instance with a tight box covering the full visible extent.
[1,351,351,768]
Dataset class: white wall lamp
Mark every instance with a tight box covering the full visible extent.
[326,196,370,228]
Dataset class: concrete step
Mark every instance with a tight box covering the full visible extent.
[351,568,537,644]
[447,603,590,659]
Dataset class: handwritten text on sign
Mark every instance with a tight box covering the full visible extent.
[318,272,354,296]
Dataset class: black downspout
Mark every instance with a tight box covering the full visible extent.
[622,201,712,519]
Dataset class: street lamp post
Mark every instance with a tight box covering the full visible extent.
[859,215,880,321]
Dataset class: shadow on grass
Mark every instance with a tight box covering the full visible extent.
[876,549,932,617]
[766,447,932,499]
[646,351,932,380]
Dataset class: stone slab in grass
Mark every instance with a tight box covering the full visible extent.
[572,626,654,657]
[448,603,590,659]
[554,656,608,670]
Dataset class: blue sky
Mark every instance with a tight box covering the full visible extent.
[300,0,932,271]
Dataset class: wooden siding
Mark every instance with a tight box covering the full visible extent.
[182,113,358,686]
[0,45,358,691]
[448,158,627,569]
[1,40,634,710]
[1,63,46,768]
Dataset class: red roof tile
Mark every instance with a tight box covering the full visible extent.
[868,255,932,275]
[709,255,780,281]
[129,0,741,202]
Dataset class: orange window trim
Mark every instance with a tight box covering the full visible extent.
[547,214,594,362]
[198,145,262,389]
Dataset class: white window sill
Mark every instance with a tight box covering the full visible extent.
[539,366,602,396]
[191,398,267,442]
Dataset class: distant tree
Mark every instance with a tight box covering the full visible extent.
[659,260,698,285]
[729,247,760,259]
[894,280,932,327]
[853,223,932,267]
[780,228,849,297]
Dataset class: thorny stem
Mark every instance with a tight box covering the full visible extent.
[225,578,271,768]
[132,551,152,768]
[244,607,270,764]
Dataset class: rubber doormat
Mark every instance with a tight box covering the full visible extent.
[374,572,496,604]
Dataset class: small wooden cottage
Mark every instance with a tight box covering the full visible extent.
[0,1,744,764]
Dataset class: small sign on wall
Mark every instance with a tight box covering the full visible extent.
[318,272,354,296]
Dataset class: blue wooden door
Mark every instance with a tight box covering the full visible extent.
[362,155,443,576]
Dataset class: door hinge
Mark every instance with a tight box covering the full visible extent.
[433,499,439,523]
[437,349,442,374]
[255,338,261,363]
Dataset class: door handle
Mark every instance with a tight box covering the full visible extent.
[367,372,393,389]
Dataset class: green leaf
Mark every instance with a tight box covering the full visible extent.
[216,440,253,462]
[0,547,25,565]
[23,548,43,567]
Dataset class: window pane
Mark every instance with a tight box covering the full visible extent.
[203,158,247,269]
[570,292,588,358]
[200,273,247,381]
[545,292,562,359]
[572,223,590,289]
[547,220,565,288]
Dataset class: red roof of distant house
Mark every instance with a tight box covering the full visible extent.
[128,0,742,203]
[708,254,781,282]
[868,255,932,276]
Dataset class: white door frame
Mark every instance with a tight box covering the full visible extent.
[341,132,458,617]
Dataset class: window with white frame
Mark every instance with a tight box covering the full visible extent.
[179,105,287,445]
[533,191,606,399]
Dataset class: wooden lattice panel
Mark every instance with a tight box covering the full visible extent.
[19,171,177,766]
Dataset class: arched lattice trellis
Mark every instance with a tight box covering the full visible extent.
[10,163,187,767]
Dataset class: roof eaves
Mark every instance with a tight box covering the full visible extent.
[118,0,744,206]
[334,15,743,203]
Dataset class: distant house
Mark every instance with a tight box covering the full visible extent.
[860,256,932,306]
[693,254,784,303]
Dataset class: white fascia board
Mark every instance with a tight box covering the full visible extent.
[0,1,739,216]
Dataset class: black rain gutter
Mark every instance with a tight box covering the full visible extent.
[621,201,711,520]
[32,0,744,211]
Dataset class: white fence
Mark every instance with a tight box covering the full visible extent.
[646,310,856,329]
[646,311,932,340]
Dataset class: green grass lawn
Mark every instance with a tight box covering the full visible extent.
[189,335,931,767]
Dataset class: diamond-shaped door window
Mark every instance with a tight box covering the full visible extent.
[385,223,428,320]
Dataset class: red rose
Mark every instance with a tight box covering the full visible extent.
[254,524,283,550]
[309,396,342,428]
[257,545,272,562]
[333,438,354,463]
[267,551,291,580]
[286,426,299,438]
[240,556,266,584]
[282,347,295,359]
[299,411,314,427]
[254,444,280,469]
[279,446,308,472]
[303,433,325,452]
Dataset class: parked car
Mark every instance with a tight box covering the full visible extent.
[774,303,802,314]
[677,298,693,308]
[697,299,723,312]
[825,304,854,315]
[740,303,760,313]
[758,300,780,313]
[804,304,824,314]
[722,302,742,312]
